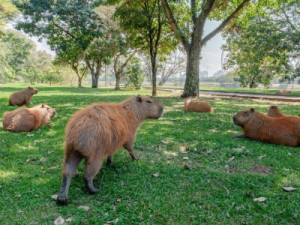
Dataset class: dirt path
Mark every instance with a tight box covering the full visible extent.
[145,87,300,102]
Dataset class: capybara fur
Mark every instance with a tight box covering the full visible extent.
[276,90,291,95]
[56,95,163,205]
[9,87,38,106]
[3,104,56,132]
[184,98,213,113]
[267,106,285,117]
[232,108,300,147]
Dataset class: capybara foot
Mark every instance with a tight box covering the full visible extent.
[84,179,99,194]
[87,186,99,194]
[106,157,113,166]
[130,153,139,161]
[56,196,68,205]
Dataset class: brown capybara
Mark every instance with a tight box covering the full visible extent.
[267,106,285,117]
[3,104,56,132]
[232,108,300,147]
[8,87,38,106]
[184,98,213,113]
[56,95,163,205]
[276,90,291,95]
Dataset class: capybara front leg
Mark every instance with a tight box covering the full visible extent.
[231,134,246,139]
[57,154,82,205]
[106,155,113,166]
[25,100,29,106]
[83,157,102,194]
[124,142,138,161]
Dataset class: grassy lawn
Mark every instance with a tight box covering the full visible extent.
[152,85,300,96]
[0,83,299,224]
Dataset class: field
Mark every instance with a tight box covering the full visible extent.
[0,84,299,224]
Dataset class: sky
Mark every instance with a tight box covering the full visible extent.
[8,19,225,77]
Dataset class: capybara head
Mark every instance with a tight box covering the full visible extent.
[233,108,255,127]
[28,87,38,94]
[268,105,284,117]
[123,95,163,119]
[37,104,56,118]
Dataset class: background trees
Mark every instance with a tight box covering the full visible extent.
[223,0,300,88]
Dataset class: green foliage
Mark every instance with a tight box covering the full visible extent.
[0,84,299,224]
[223,0,300,88]
[123,57,144,90]
[0,0,18,29]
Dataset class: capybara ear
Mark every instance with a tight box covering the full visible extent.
[41,104,45,108]
[136,95,142,102]
[28,87,31,89]
[250,108,255,112]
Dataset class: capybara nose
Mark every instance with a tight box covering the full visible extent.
[233,116,236,122]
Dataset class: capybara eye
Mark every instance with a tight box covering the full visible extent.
[146,100,152,104]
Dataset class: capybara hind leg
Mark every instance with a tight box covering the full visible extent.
[106,155,113,166]
[83,157,103,194]
[124,142,138,161]
[57,154,82,205]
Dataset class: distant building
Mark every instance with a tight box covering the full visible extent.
[212,70,225,77]
[199,71,208,78]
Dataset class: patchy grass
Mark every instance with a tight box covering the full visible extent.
[0,83,299,224]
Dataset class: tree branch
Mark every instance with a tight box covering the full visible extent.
[201,0,250,46]
[161,0,190,51]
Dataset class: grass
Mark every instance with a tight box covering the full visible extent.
[152,84,300,96]
[0,83,299,224]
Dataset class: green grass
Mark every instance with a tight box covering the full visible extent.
[0,83,299,224]
[152,84,300,96]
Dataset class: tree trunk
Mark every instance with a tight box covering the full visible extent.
[150,54,157,96]
[115,72,121,90]
[78,77,82,88]
[91,73,100,88]
[182,46,201,97]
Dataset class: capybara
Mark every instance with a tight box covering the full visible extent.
[276,90,291,95]
[184,98,213,113]
[8,87,38,106]
[267,106,285,117]
[232,108,300,147]
[3,104,56,132]
[56,95,163,205]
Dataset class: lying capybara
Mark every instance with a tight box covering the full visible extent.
[184,98,213,113]
[3,104,56,132]
[56,95,163,205]
[9,87,38,106]
[276,90,291,95]
[267,106,285,117]
[232,108,300,147]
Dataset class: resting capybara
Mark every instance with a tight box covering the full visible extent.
[267,106,285,117]
[3,104,56,132]
[9,87,38,106]
[56,95,163,205]
[276,90,291,95]
[232,108,300,147]
[184,98,213,113]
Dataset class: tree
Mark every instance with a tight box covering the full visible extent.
[0,0,18,33]
[223,0,300,88]
[111,0,177,96]
[160,0,279,96]
[14,0,105,88]
[123,57,144,90]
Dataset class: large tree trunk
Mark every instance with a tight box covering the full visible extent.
[115,71,121,90]
[182,46,201,97]
[91,73,100,88]
[150,54,157,96]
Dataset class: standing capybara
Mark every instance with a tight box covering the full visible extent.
[184,98,213,113]
[232,108,300,147]
[267,106,285,117]
[8,87,38,106]
[56,95,163,205]
[3,104,56,132]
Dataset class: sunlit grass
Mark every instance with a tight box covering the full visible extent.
[0,83,299,224]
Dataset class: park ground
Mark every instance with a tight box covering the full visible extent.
[0,84,299,224]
